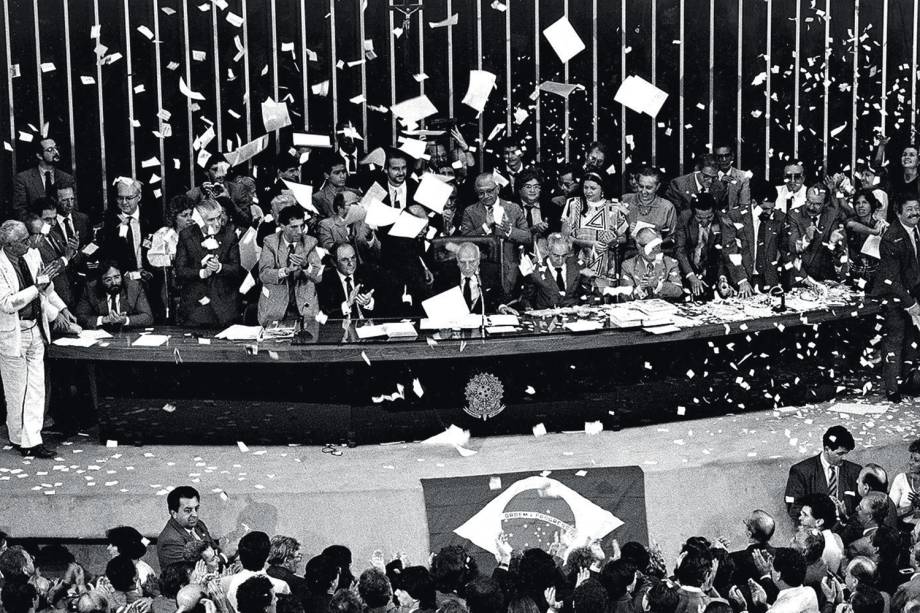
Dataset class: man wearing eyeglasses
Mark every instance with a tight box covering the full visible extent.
[664,154,728,212]
[714,145,751,211]
[99,178,161,283]
[12,138,74,218]
[787,184,849,285]
[776,162,808,213]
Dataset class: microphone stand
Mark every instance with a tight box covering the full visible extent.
[475,272,487,340]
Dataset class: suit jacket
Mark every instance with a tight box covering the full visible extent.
[674,210,725,281]
[520,256,591,309]
[432,261,507,314]
[256,233,323,325]
[664,172,727,211]
[618,255,684,300]
[33,232,77,308]
[869,220,920,308]
[0,249,66,356]
[378,236,433,317]
[460,200,531,294]
[156,517,220,569]
[378,178,419,210]
[99,207,161,273]
[719,167,752,210]
[722,206,788,290]
[784,454,862,521]
[175,224,242,326]
[311,183,362,219]
[786,205,849,282]
[316,266,376,318]
[74,278,153,329]
[54,211,92,247]
[12,167,74,215]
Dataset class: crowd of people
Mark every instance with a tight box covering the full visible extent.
[0,427,918,613]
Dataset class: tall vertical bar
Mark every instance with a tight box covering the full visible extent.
[765,0,772,181]
[708,0,714,149]
[591,0,597,143]
[678,0,684,172]
[181,0,193,185]
[2,0,15,172]
[563,0,569,162]
[823,0,831,169]
[736,0,742,167]
[299,1,309,130]
[123,0,137,178]
[912,0,917,137]
[62,0,76,175]
[534,1,541,163]
[651,0,657,166]
[881,0,888,136]
[94,0,107,203]
[446,0,454,118]
[271,0,279,152]
[792,0,801,158]
[212,4,222,148]
[620,0,626,177]
[388,1,396,140]
[358,0,368,140]
[241,0,252,146]
[32,0,44,128]
[851,0,859,174]
[505,0,512,132]
[329,0,338,131]
[476,0,483,169]
[153,0,166,206]
[418,1,425,104]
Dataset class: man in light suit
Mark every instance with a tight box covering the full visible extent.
[257,204,323,325]
[75,260,153,330]
[175,199,242,327]
[12,138,74,218]
[618,227,684,301]
[520,232,593,309]
[460,173,531,295]
[317,242,376,319]
[785,425,862,524]
[0,220,77,458]
[311,152,361,220]
[664,154,728,212]
[714,145,751,211]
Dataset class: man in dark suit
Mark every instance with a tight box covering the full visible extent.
[729,510,777,600]
[75,260,153,330]
[156,485,224,569]
[784,425,862,524]
[378,205,434,317]
[786,183,848,284]
[12,137,75,218]
[870,194,920,401]
[317,242,376,319]
[674,193,725,301]
[27,198,80,308]
[664,154,727,212]
[379,149,418,211]
[50,180,92,251]
[99,178,161,279]
[721,195,788,296]
[520,232,593,309]
[175,199,242,327]
[432,241,508,315]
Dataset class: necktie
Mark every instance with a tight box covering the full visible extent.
[828,466,838,498]
[525,206,534,227]
[392,190,401,209]
[17,260,45,340]
[108,296,115,315]
[125,220,137,269]
[347,154,356,173]
[555,267,566,292]
[286,246,298,317]
[755,218,768,276]
[345,275,358,318]
[694,225,709,269]
[63,216,75,242]
[44,171,52,194]
[913,227,920,268]
[463,277,473,310]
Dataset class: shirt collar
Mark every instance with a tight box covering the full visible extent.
[819,453,833,476]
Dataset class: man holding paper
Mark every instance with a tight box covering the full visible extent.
[460,173,531,294]
[432,242,507,315]
[786,184,849,286]
[175,199,242,327]
[870,194,920,402]
[664,154,728,213]
[257,205,323,326]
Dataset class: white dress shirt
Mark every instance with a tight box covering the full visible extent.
[389,182,408,209]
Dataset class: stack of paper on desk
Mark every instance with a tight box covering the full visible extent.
[607,307,645,328]
[215,324,262,340]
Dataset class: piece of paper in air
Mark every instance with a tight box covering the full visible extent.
[429,13,458,28]
[360,148,386,167]
[223,135,269,166]
[363,198,401,228]
[860,234,881,259]
[539,81,582,97]
[398,137,428,160]
[292,133,332,148]
[391,95,439,124]
[462,70,497,114]
[614,75,669,118]
[387,211,428,238]
[179,76,205,101]
[413,173,453,214]
[280,180,317,213]
[422,286,471,320]
[261,97,292,132]
[543,17,585,63]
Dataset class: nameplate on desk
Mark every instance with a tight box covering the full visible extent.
[356,322,418,339]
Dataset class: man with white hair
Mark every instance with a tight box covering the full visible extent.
[618,227,683,300]
[0,220,76,458]
[99,178,161,279]
[432,241,508,314]
[520,232,593,309]
[175,199,242,327]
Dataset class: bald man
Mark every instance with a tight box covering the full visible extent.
[729,510,777,602]
[432,241,508,314]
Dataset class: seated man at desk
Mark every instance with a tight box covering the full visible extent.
[619,227,684,301]
[520,232,594,309]
[317,242,376,319]
[787,183,849,286]
[433,241,508,314]
[257,204,323,325]
[674,193,726,301]
[75,260,153,330]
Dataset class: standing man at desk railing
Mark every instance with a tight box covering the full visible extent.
[257,204,323,326]
[519,232,594,309]
[787,183,849,287]
[618,227,684,301]
[317,242,376,319]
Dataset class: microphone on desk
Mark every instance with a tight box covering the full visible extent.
[474,272,487,336]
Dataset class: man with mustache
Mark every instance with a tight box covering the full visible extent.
[12,137,75,218]
[871,194,920,402]
[786,184,848,285]
[75,260,153,330]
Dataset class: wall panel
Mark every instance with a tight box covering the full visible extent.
[1,0,915,217]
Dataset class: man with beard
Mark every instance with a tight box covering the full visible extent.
[871,193,920,401]
[12,137,75,217]
[75,260,153,330]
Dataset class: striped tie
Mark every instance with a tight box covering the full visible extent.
[828,466,838,498]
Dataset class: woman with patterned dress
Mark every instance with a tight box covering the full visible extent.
[560,172,629,278]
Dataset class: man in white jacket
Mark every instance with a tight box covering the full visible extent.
[0,219,76,458]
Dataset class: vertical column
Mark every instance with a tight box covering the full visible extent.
[651,0,657,166]
[563,0,570,162]
[270,0,279,152]
[388,0,396,140]
[359,0,368,140]
[591,0,598,143]
[153,0,166,206]
[823,0,831,169]
[620,0,626,176]
[765,0,772,181]
[181,0,194,185]
[123,0,136,178]
[329,0,338,131]
[212,3,222,148]
[708,0,714,150]
[241,0,252,146]
[534,1,541,163]
[505,0,512,131]
[63,0,76,175]
[94,0,108,202]
[33,0,44,128]
[736,0,742,168]
[678,0,684,172]
[881,0,888,136]
[2,0,15,172]
[476,0,483,169]
[299,0,309,130]
[792,0,801,158]
[447,0,454,118]
[851,0,859,175]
